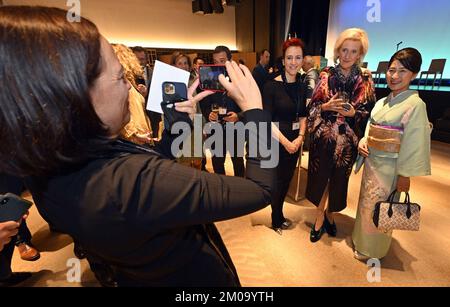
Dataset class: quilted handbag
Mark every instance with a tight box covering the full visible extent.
[373,191,421,231]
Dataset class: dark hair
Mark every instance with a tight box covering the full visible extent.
[258,49,269,58]
[132,46,146,53]
[193,57,204,65]
[0,6,109,176]
[389,48,422,74]
[213,45,232,60]
[282,38,305,57]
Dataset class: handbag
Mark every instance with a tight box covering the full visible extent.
[287,146,308,202]
[373,190,421,231]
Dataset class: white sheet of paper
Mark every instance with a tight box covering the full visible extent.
[146,60,190,114]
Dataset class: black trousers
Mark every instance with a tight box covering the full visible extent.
[0,240,15,280]
[209,128,245,177]
[271,129,300,228]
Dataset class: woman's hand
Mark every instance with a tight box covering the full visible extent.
[284,141,299,154]
[358,137,369,157]
[292,135,304,149]
[0,221,20,252]
[321,93,343,112]
[175,79,213,121]
[397,175,410,192]
[336,103,356,118]
[137,84,148,97]
[219,61,262,112]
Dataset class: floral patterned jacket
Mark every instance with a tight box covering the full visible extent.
[307,65,376,167]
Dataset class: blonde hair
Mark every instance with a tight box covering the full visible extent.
[333,28,369,65]
[111,44,144,89]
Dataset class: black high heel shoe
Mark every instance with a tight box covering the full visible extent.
[281,218,293,230]
[310,222,325,243]
[272,218,293,235]
[323,214,337,237]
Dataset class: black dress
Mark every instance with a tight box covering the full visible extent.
[263,78,307,228]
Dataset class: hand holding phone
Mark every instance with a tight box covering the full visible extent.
[161,81,192,128]
[0,193,32,223]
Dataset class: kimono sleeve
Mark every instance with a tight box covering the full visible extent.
[397,100,431,177]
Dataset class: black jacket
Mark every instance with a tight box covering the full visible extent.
[252,63,269,94]
[25,109,273,286]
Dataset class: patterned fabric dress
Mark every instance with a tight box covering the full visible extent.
[352,90,431,259]
[306,65,376,212]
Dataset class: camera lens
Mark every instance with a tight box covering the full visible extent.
[164,83,175,95]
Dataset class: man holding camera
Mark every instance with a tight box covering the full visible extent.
[200,46,245,177]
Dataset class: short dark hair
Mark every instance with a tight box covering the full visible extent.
[389,47,422,74]
[132,46,146,53]
[213,45,232,60]
[258,49,269,58]
[0,6,109,176]
[282,38,305,58]
[193,57,204,65]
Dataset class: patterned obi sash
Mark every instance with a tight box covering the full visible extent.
[367,123,403,153]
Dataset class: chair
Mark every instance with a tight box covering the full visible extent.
[419,59,446,89]
[371,61,389,86]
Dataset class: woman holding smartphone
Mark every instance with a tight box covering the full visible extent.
[306,28,376,242]
[0,6,273,287]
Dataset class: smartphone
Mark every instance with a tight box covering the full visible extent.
[342,103,352,112]
[0,193,32,223]
[161,81,191,127]
[199,65,228,92]
[162,81,188,106]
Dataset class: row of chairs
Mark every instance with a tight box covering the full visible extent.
[365,59,447,89]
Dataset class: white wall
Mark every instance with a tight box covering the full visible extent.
[4,0,237,49]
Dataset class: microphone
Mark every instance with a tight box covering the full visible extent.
[396,41,403,51]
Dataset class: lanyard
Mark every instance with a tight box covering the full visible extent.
[281,71,304,120]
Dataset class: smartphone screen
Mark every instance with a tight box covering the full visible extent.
[199,65,227,92]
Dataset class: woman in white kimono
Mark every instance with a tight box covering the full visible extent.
[352,48,431,260]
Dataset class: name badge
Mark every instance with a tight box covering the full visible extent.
[292,122,300,131]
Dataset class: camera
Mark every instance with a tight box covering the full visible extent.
[160,82,192,128]
[199,65,228,92]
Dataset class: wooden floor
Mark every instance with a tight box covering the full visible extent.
[11,141,450,287]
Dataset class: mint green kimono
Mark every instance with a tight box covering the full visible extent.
[352,90,431,259]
